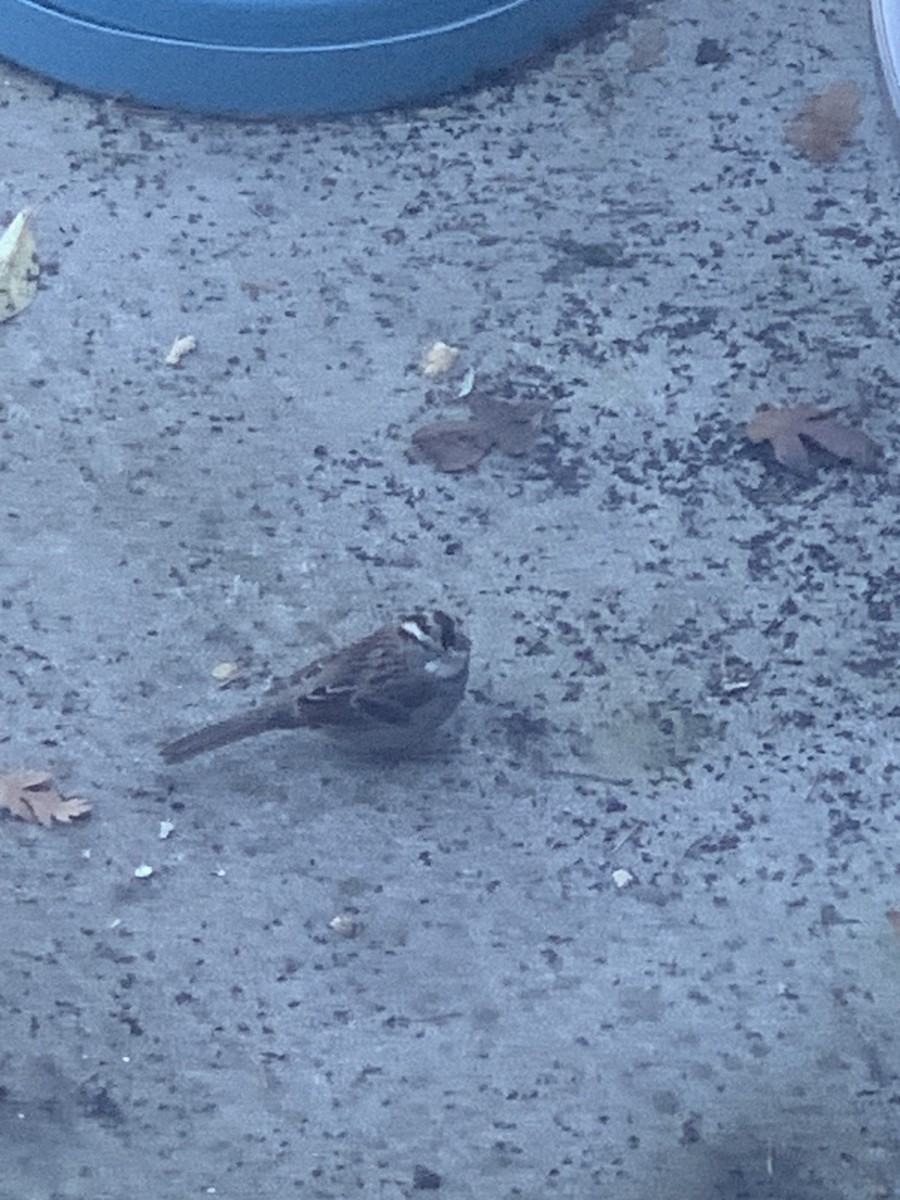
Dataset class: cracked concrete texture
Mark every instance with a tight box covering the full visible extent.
[1,1,899,1197]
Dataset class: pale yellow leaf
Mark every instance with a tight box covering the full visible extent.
[210,660,239,682]
[420,340,460,376]
[0,210,39,324]
[164,334,197,365]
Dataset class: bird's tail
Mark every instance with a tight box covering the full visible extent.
[159,705,292,764]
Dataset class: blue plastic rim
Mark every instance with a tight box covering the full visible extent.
[0,0,612,116]
[872,0,900,131]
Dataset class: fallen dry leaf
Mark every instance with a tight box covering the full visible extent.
[420,341,460,377]
[0,770,91,827]
[0,209,39,323]
[164,334,197,365]
[328,910,363,938]
[746,404,879,474]
[409,419,495,472]
[410,387,546,474]
[784,80,862,162]
[210,660,239,683]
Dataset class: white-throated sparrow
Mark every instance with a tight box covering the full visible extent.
[159,610,470,763]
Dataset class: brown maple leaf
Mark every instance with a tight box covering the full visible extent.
[0,770,91,827]
[745,404,879,474]
[783,80,862,162]
[409,395,544,474]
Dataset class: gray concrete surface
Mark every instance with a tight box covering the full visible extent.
[2,1,899,1197]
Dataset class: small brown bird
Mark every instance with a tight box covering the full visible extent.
[159,610,470,764]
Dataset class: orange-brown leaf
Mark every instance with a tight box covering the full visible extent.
[0,770,91,827]
[784,80,862,162]
[746,404,878,474]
